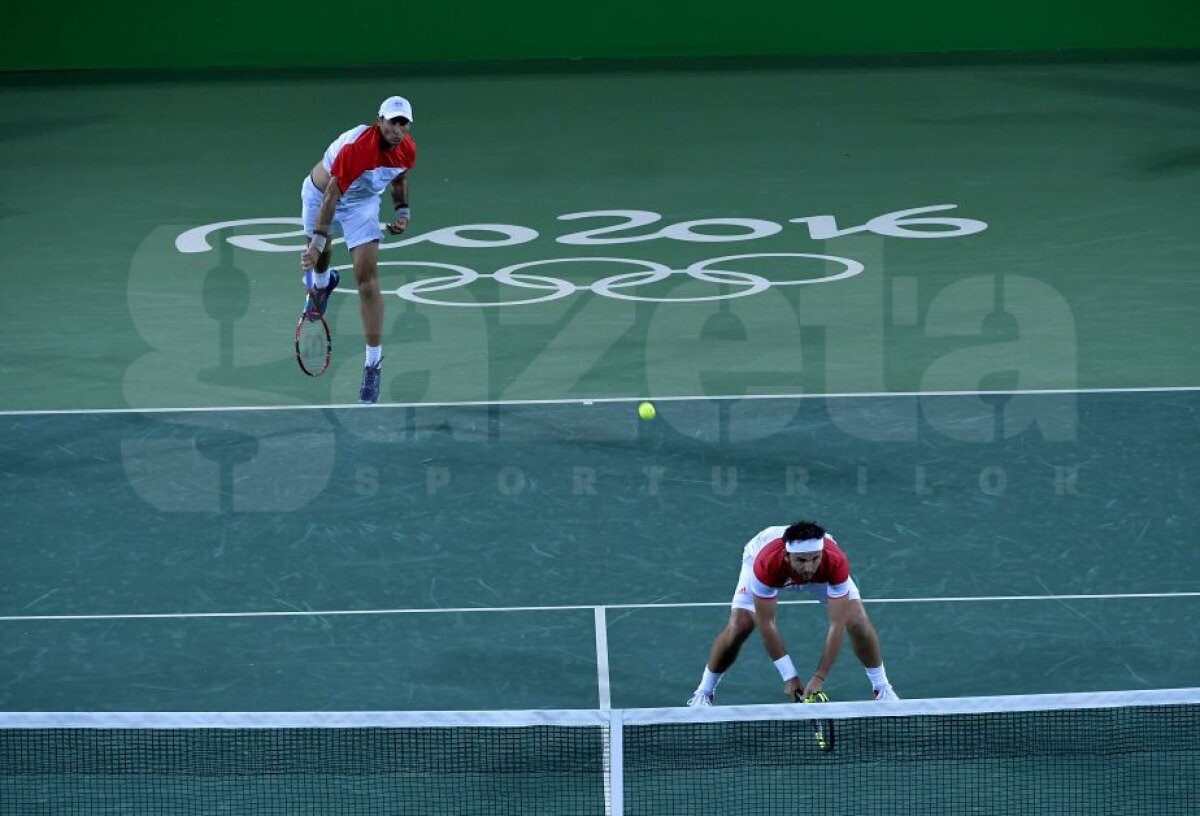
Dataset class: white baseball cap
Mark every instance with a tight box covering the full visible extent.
[378,96,414,122]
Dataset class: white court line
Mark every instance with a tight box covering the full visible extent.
[3,592,1198,623]
[0,385,1197,418]
[594,607,611,711]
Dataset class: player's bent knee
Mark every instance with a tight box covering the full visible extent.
[727,610,756,638]
[844,601,872,629]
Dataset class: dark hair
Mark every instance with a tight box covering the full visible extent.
[783,520,825,543]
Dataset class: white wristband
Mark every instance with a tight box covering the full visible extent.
[773,655,797,681]
[394,206,411,220]
[310,233,328,253]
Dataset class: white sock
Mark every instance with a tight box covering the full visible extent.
[698,668,724,696]
[365,345,382,366]
[865,664,890,690]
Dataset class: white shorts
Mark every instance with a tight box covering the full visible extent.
[301,175,383,251]
[730,556,861,611]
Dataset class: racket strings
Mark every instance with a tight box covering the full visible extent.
[295,313,331,376]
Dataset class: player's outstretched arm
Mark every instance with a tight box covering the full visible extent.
[313,178,342,238]
[805,595,852,696]
[753,594,803,699]
[302,180,343,269]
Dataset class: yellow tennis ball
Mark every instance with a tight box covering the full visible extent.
[638,401,657,420]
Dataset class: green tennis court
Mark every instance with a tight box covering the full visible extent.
[2,56,1197,719]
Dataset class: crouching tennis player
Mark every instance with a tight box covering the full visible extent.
[688,520,900,706]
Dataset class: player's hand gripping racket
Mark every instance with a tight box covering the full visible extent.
[295,310,331,376]
[796,690,836,752]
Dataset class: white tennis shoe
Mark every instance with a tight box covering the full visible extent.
[687,690,714,707]
[872,685,900,701]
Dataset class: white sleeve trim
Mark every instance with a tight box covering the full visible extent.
[748,572,778,599]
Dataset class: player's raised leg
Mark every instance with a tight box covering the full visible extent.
[302,246,340,316]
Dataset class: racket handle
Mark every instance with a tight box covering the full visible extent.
[797,690,832,704]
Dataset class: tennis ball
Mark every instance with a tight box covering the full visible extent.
[638,401,656,420]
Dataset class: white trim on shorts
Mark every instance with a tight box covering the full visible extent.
[301,175,383,251]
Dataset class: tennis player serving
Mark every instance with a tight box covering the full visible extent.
[298,96,417,404]
[687,520,900,706]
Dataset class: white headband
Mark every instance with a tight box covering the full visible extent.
[785,536,825,553]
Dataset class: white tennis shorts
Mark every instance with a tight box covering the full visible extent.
[731,554,861,611]
[300,175,383,251]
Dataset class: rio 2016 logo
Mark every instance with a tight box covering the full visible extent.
[125,201,1082,515]
[174,204,988,306]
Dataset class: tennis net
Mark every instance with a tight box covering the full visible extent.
[1,689,1196,815]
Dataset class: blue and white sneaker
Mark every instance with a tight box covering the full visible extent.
[359,359,383,404]
[302,269,340,316]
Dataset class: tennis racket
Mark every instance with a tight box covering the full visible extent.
[295,310,331,376]
[796,690,836,752]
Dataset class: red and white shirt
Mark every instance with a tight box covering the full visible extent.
[746,529,852,601]
[321,124,416,204]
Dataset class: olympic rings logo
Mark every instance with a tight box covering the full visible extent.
[333,253,865,307]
